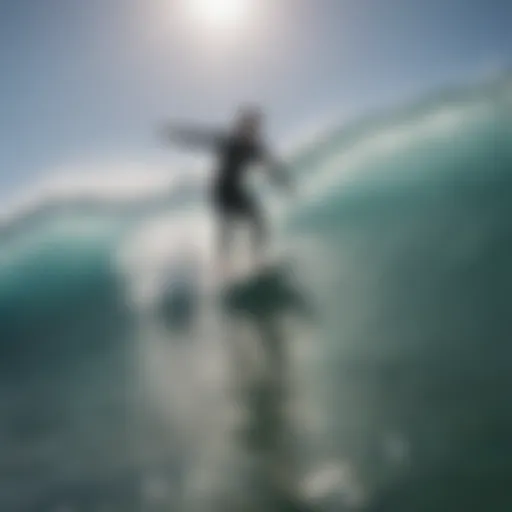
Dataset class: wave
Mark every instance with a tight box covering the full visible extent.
[1,73,512,511]
[2,72,511,248]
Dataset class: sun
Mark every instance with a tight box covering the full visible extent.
[187,0,252,31]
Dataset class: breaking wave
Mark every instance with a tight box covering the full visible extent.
[1,73,511,511]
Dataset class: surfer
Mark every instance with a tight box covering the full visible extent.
[162,106,289,269]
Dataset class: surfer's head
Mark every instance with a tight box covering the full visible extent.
[233,105,263,141]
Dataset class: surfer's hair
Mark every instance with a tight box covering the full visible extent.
[236,105,263,123]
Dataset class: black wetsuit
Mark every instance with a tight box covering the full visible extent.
[167,125,268,218]
[213,136,267,218]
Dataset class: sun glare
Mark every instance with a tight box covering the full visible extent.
[187,0,251,31]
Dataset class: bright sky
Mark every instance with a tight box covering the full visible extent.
[0,0,510,198]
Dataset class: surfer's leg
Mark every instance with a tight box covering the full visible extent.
[216,213,235,273]
[252,208,266,254]
[219,214,234,254]
[212,187,235,273]
[243,196,267,265]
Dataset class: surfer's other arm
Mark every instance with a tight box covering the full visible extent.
[161,123,225,151]
[262,150,292,191]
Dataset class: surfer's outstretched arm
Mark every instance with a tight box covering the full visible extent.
[161,123,225,151]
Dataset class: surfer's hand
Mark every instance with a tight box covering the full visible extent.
[273,165,294,194]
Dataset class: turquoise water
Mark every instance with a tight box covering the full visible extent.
[1,75,511,511]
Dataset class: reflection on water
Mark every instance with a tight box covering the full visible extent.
[179,263,321,512]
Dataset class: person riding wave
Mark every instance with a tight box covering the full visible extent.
[163,106,290,270]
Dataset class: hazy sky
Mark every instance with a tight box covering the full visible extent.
[0,0,510,197]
